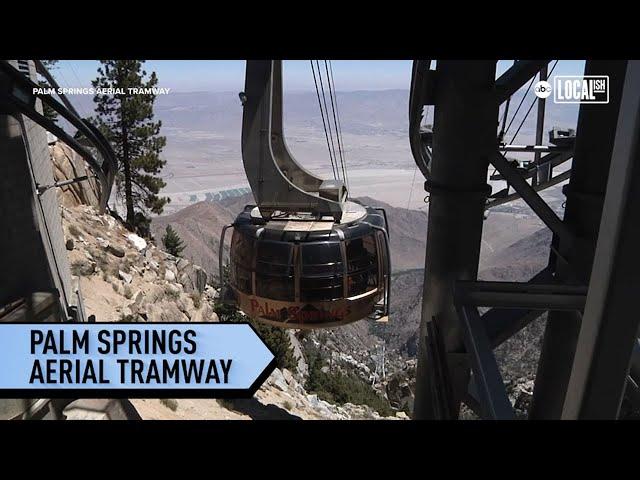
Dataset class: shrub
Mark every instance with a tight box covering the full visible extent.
[70,260,93,277]
[68,224,82,238]
[162,224,186,257]
[213,293,295,371]
[304,352,393,417]
[251,320,297,371]
[164,286,180,301]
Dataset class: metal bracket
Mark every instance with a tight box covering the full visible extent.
[490,152,575,246]
[36,175,94,196]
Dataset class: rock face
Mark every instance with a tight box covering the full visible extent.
[61,205,219,325]
[50,141,101,208]
[249,368,399,420]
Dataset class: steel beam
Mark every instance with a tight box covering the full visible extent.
[457,305,515,419]
[495,60,551,104]
[413,61,498,419]
[490,152,574,244]
[490,150,573,182]
[499,144,569,153]
[530,60,629,419]
[455,281,587,311]
[487,169,571,209]
[561,61,640,419]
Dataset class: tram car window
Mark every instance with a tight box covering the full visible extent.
[255,241,295,301]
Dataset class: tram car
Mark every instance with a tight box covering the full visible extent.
[220,60,390,329]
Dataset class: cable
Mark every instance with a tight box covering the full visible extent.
[310,60,338,179]
[407,164,418,210]
[509,60,559,145]
[498,60,517,143]
[324,61,348,191]
[316,60,340,182]
[328,61,349,192]
[503,75,536,136]
[64,61,91,119]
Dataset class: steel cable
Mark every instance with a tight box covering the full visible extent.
[310,60,338,179]
[324,61,348,191]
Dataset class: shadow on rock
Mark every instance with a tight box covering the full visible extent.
[225,398,302,420]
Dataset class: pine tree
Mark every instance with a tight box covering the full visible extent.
[162,224,185,257]
[91,60,169,234]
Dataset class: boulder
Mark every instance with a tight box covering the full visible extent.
[127,233,147,251]
[156,302,189,323]
[177,265,208,294]
[176,257,191,271]
[282,368,295,386]
[164,269,176,282]
[107,244,125,258]
[268,369,289,392]
[190,305,218,323]
[142,271,157,283]
[73,259,96,276]
[146,284,167,303]
[96,237,110,249]
[118,270,133,284]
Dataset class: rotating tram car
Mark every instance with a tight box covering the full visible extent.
[220,60,390,329]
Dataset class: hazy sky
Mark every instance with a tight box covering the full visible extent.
[57,60,587,93]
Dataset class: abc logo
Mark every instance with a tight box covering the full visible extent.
[534,81,552,99]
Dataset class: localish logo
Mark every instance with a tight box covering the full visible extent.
[534,80,552,99]
[553,76,609,104]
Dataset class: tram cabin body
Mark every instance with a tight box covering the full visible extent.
[227,202,390,329]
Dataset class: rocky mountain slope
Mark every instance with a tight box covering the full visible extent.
[61,201,400,420]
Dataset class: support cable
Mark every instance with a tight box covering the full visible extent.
[503,76,536,136]
[316,60,341,181]
[509,60,559,145]
[310,60,338,179]
[64,61,92,119]
[498,60,517,143]
[328,60,349,192]
[324,61,348,190]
